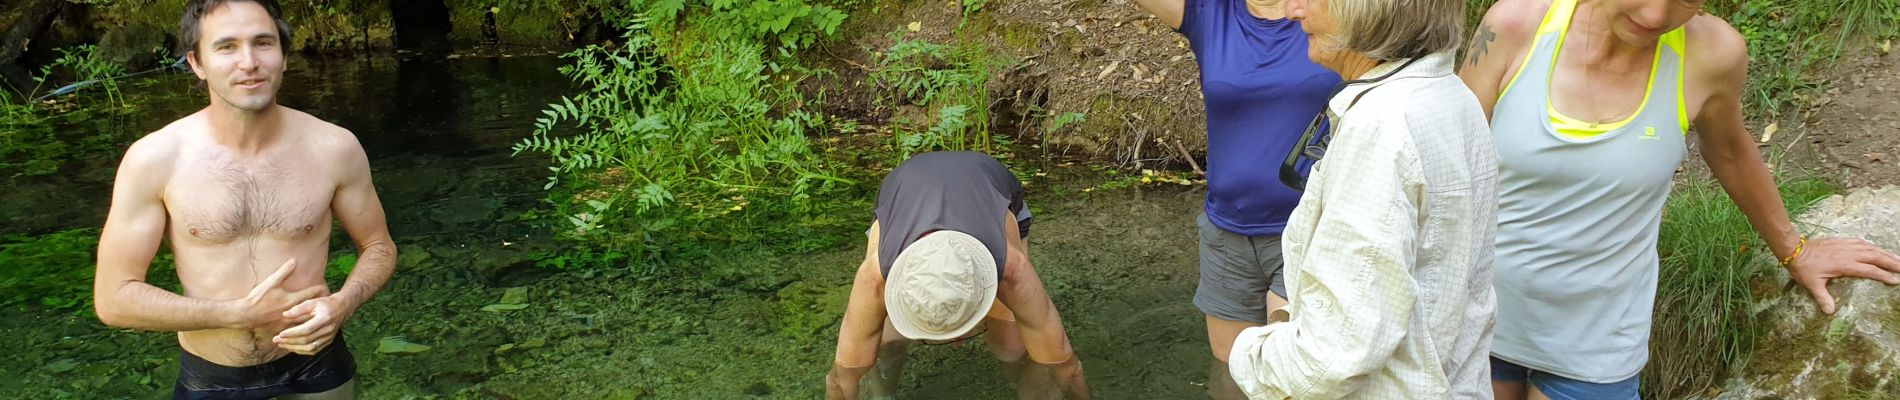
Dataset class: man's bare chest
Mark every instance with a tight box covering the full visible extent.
[165,155,334,244]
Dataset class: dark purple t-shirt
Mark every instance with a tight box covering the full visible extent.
[1181,0,1340,236]
[874,152,1025,279]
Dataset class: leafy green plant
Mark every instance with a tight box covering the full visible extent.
[38,45,129,109]
[326,254,357,281]
[1045,111,1086,135]
[621,0,847,56]
[514,16,855,266]
[872,31,1012,160]
[960,0,987,24]
[874,34,981,107]
[0,90,31,121]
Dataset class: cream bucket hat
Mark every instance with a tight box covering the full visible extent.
[884,230,998,341]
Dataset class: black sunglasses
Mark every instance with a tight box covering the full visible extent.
[1278,57,1424,191]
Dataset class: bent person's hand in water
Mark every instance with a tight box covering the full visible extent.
[1785,237,1900,314]
[231,258,325,330]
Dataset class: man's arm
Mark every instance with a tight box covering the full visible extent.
[827,225,887,400]
[997,229,1090,399]
[1132,0,1185,30]
[93,137,317,331]
[1457,0,1541,121]
[276,132,398,354]
[1689,19,1900,315]
[326,133,396,312]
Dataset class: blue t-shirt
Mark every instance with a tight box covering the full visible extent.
[1180,0,1340,237]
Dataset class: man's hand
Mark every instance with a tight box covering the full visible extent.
[1788,237,1900,314]
[229,259,324,330]
[274,294,352,355]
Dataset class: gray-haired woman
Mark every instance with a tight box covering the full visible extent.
[1223,0,1499,398]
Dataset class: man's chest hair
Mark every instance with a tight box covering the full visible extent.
[167,153,334,245]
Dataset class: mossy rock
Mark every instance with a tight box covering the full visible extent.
[97,23,170,71]
[1708,186,1900,399]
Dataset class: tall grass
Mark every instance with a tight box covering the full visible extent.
[1644,177,1838,399]
[1708,0,1900,116]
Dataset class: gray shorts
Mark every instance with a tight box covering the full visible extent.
[1192,212,1287,324]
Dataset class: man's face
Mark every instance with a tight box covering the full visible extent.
[186,1,285,112]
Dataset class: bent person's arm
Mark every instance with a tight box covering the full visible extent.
[1228,119,1420,399]
[827,233,887,400]
[999,245,1091,400]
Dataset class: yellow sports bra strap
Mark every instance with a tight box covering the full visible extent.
[1661,27,1689,129]
[1538,0,1579,35]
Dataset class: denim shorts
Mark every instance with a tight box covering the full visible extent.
[1490,356,1638,400]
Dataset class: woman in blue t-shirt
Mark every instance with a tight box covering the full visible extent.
[1132,0,1340,398]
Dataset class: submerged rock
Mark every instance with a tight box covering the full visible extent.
[430,195,502,226]
[1712,186,1900,399]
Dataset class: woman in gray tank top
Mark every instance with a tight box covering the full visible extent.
[1461,1,1900,399]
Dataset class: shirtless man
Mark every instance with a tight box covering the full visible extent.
[826,151,1090,399]
[91,1,396,399]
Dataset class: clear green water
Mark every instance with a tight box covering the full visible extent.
[0,55,1220,399]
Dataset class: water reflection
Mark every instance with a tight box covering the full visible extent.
[1,54,573,240]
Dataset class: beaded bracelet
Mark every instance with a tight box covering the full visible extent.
[1779,236,1808,267]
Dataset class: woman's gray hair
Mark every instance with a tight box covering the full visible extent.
[1322,0,1465,61]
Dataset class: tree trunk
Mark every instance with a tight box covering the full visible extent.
[391,0,452,54]
[0,0,66,65]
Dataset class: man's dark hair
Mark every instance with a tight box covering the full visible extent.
[178,0,293,59]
